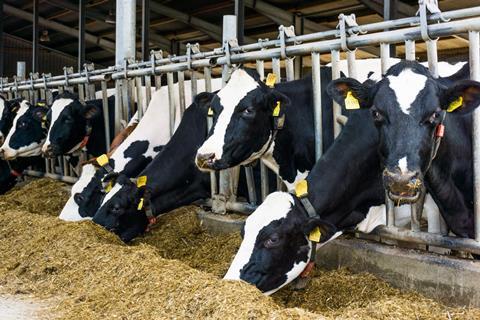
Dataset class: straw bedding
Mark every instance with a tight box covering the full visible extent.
[0,178,479,319]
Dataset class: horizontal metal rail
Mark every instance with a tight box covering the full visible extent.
[24,169,78,184]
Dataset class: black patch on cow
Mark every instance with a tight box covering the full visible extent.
[8,104,48,150]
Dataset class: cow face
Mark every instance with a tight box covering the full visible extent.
[0,101,48,160]
[328,61,480,203]
[195,68,289,171]
[0,98,21,143]
[92,174,147,242]
[224,192,335,294]
[42,95,100,157]
[73,168,109,217]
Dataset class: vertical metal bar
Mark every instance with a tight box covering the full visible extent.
[78,84,85,103]
[17,62,26,81]
[78,0,86,72]
[114,80,122,134]
[294,14,302,79]
[178,71,186,116]
[272,58,281,81]
[256,59,269,201]
[191,71,198,97]
[383,0,397,57]
[144,75,152,107]
[204,67,212,92]
[470,30,480,241]
[410,203,421,231]
[380,43,390,75]
[347,51,357,79]
[426,40,439,79]
[405,40,416,61]
[32,0,39,73]
[154,74,162,91]
[101,81,111,152]
[285,58,295,81]
[311,51,323,160]
[167,72,175,136]
[135,77,144,119]
[245,167,257,205]
[0,0,4,77]
[386,191,395,226]
[235,0,244,46]
[204,67,217,199]
[331,50,342,138]
[142,0,150,62]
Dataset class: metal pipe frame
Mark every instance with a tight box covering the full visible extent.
[78,0,86,72]
[32,0,39,74]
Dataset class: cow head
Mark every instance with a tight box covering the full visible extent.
[224,192,336,294]
[328,61,480,203]
[0,97,22,144]
[92,174,147,242]
[195,68,289,171]
[73,166,112,218]
[0,101,48,160]
[42,93,101,157]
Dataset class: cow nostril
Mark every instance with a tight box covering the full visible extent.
[74,193,85,204]
[196,152,216,167]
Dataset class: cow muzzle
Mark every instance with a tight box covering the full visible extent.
[42,144,58,158]
[383,169,422,203]
[195,152,216,171]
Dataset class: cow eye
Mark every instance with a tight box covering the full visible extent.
[371,108,384,123]
[264,234,280,248]
[242,107,254,115]
[18,121,26,128]
[426,111,441,125]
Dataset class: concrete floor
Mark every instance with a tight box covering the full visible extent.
[0,295,45,320]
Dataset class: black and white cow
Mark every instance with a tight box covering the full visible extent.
[59,79,223,221]
[0,100,49,160]
[0,97,22,144]
[328,60,478,238]
[41,93,115,158]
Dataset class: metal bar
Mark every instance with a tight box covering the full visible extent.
[272,58,281,81]
[386,191,395,226]
[0,0,3,77]
[427,40,439,78]
[178,71,186,116]
[101,81,111,152]
[470,30,480,241]
[235,0,245,45]
[24,169,78,184]
[371,226,480,255]
[144,75,152,107]
[347,51,357,79]
[114,80,122,134]
[204,67,212,92]
[142,0,150,62]
[190,71,198,97]
[331,50,342,138]
[135,77,144,119]
[405,39,415,61]
[78,84,85,103]
[380,43,390,75]
[78,0,86,72]
[311,51,322,160]
[167,72,175,136]
[32,0,39,73]
[285,58,295,81]
[204,67,217,199]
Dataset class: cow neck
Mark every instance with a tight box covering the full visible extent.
[80,113,107,157]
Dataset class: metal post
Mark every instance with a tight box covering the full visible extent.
[144,75,152,107]
[204,67,217,199]
[384,0,397,57]
[347,50,357,79]
[405,40,416,61]
[101,81,111,152]
[311,51,322,160]
[135,77,144,119]
[386,191,395,226]
[272,58,281,80]
[178,71,186,116]
[380,43,390,75]
[142,0,150,62]
[426,40,439,78]
[0,0,4,77]
[167,72,175,136]
[256,59,269,201]
[32,0,39,73]
[191,71,198,97]
[294,14,303,79]
[78,0,86,72]
[17,62,26,81]
[235,0,245,45]
[331,50,342,138]
[470,30,480,241]
[286,58,295,81]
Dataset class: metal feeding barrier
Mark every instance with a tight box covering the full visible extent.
[1,1,480,254]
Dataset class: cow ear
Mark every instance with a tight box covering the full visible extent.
[83,104,101,119]
[32,108,48,123]
[327,78,373,110]
[194,92,216,111]
[441,80,480,114]
[302,216,337,243]
[265,89,291,113]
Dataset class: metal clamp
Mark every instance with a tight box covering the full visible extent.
[337,14,363,52]
[13,76,18,93]
[224,38,239,67]
[83,63,95,83]
[29,72,38,90]
[63,66,73,87]
[186,43,200,70]
[257,38,269,49]
[42,73,50,90]
[417,0,443,41]
[278,25,297,59]
[149,50,163,75]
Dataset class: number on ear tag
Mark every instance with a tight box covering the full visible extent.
[266,73,277,88]
[447,96,463,113]
[309,227,322,242]
[137,198,144,210]
[295,180,308,198]
[96,154,109,167]
[272,101,281,117]
[345,91,360,110]
[207,107,214,116]
[137,175,147,188]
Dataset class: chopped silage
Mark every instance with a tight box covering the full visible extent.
[0,178,478,319]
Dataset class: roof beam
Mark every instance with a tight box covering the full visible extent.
[3,3,115,53]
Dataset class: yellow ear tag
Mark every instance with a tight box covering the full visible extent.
[137,198,144,210]
[295,179,308,198]
[272,101,281,117]
[137,175,147,188]
[37,102,45,107]
[207,107,214,116]
[345,91,360,110]
[105,181,113,193]
[447,96,463,113]
[265,73,277,88]
[42,115,47,121]
[96,154,109,167]
[309,227,322,242]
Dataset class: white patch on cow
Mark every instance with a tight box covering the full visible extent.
[0,98,5,141]
[387,69,428,115]
[42,98,74,153]
[398,156,408,174]
[197,69,260,163]
[99,182,122,207]
[58,164,96,221]
[224,192,295,280]
[1,101,44,159]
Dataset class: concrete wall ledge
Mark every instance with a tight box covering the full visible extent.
[317,238,480,308]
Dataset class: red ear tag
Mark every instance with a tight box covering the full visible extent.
[300,261,315,278]
[435,124,445,138]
